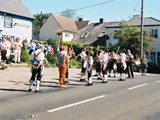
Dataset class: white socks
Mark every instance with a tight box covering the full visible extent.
[88,77,92,84]
[36,81,40,91]
[29,80,34,89]
[104,75,108,82]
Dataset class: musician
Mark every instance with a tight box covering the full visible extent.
[119,49,127,81]
[80,47,87,81]
[96,50,104,80]
[108,51,118,78]
[101,49,110,83]
[28,45,45,92]
[65,46,73,84]
[57,46,69,88]
[85,50,94,86]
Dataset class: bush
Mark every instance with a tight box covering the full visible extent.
[69,58,81,68]
[45,54,58,67]
[47,38,58,54]
[147,61,160,73]
[21,41,30,63]
[63,42,83,56]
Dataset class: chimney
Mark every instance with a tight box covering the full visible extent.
[133,14,140,19]
[100,18,105,24]
[79,18,83,21]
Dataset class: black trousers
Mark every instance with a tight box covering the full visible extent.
[126,61,134,78]
[30,66,42,81]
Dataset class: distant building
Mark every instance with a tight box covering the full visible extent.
[0,0,34,41]
[38,14,89,42]
[72,18,107,46]
[105,15,160,62]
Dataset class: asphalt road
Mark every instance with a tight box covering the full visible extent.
[0,68,160,120]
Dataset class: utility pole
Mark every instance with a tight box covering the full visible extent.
[140,0,144,59]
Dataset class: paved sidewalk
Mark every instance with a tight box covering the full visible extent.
[0,67,150,91]
[0,67,82,90]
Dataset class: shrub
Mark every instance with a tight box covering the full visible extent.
[45,54,58,67]
[21,41,30,63]
[69,58,81,68]
[147,61,160,73]
[47,38,58,54]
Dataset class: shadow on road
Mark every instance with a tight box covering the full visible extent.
[0,88,29,92]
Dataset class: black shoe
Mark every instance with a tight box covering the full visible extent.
[108,75,111,77]
[114,75,116,78]
[94,74,98,76]
[35,90,42,93]
[101,81,108,83]
[119,78,123,81]
[80,79,85,82]
[127,76,131,78]
[28,89,32,92]
[65,81,70,84]
[0,67,5,70]
[97,77,103,80]
[122,79,125,81]
[85,83,93,86]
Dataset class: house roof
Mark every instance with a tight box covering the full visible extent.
[75,20,90,30]
[72,22,106,45]
[106,17,160,28]
[51,13,78,33]
[0,0,34,19]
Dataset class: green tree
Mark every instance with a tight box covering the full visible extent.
[60,9,79,19]
[113,23,156,57]
[33,12,50,30]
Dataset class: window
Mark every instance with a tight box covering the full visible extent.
[150,29,158,38]
[80,32,89,39]
[99,32,106,37]
[65,32,70,37]
[4,14,13,28]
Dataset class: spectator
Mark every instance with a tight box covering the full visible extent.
[35,41,41,50]
[0,37,7,69]
[140,54,148,76]
[28,40,35,55]
[44,42,49,55]
[13,37,23,63]
[126,49,134,78]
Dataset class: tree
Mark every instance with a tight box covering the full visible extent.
[33,12,50,30]
[60,9,79,19]
[113,22,157,58]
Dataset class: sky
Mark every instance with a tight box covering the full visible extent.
[22,0,160,23]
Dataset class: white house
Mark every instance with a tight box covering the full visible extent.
[39,14,78,41]
[0,0,34,41]
[105,15,160,63]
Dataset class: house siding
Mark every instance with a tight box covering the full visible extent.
[106,23,160,62]
[0,12,33,41]
[39,15,75,42]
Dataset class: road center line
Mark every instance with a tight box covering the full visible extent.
[128,83,148,90]
[47,95,106,113]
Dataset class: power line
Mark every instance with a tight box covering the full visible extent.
[55,0,116,14]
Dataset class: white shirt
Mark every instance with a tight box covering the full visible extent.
[0,42,7,50]
[30,49,44,65]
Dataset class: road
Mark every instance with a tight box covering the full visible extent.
[0,67,160,120]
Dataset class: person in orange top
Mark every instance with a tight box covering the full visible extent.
[57,46,69,88]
